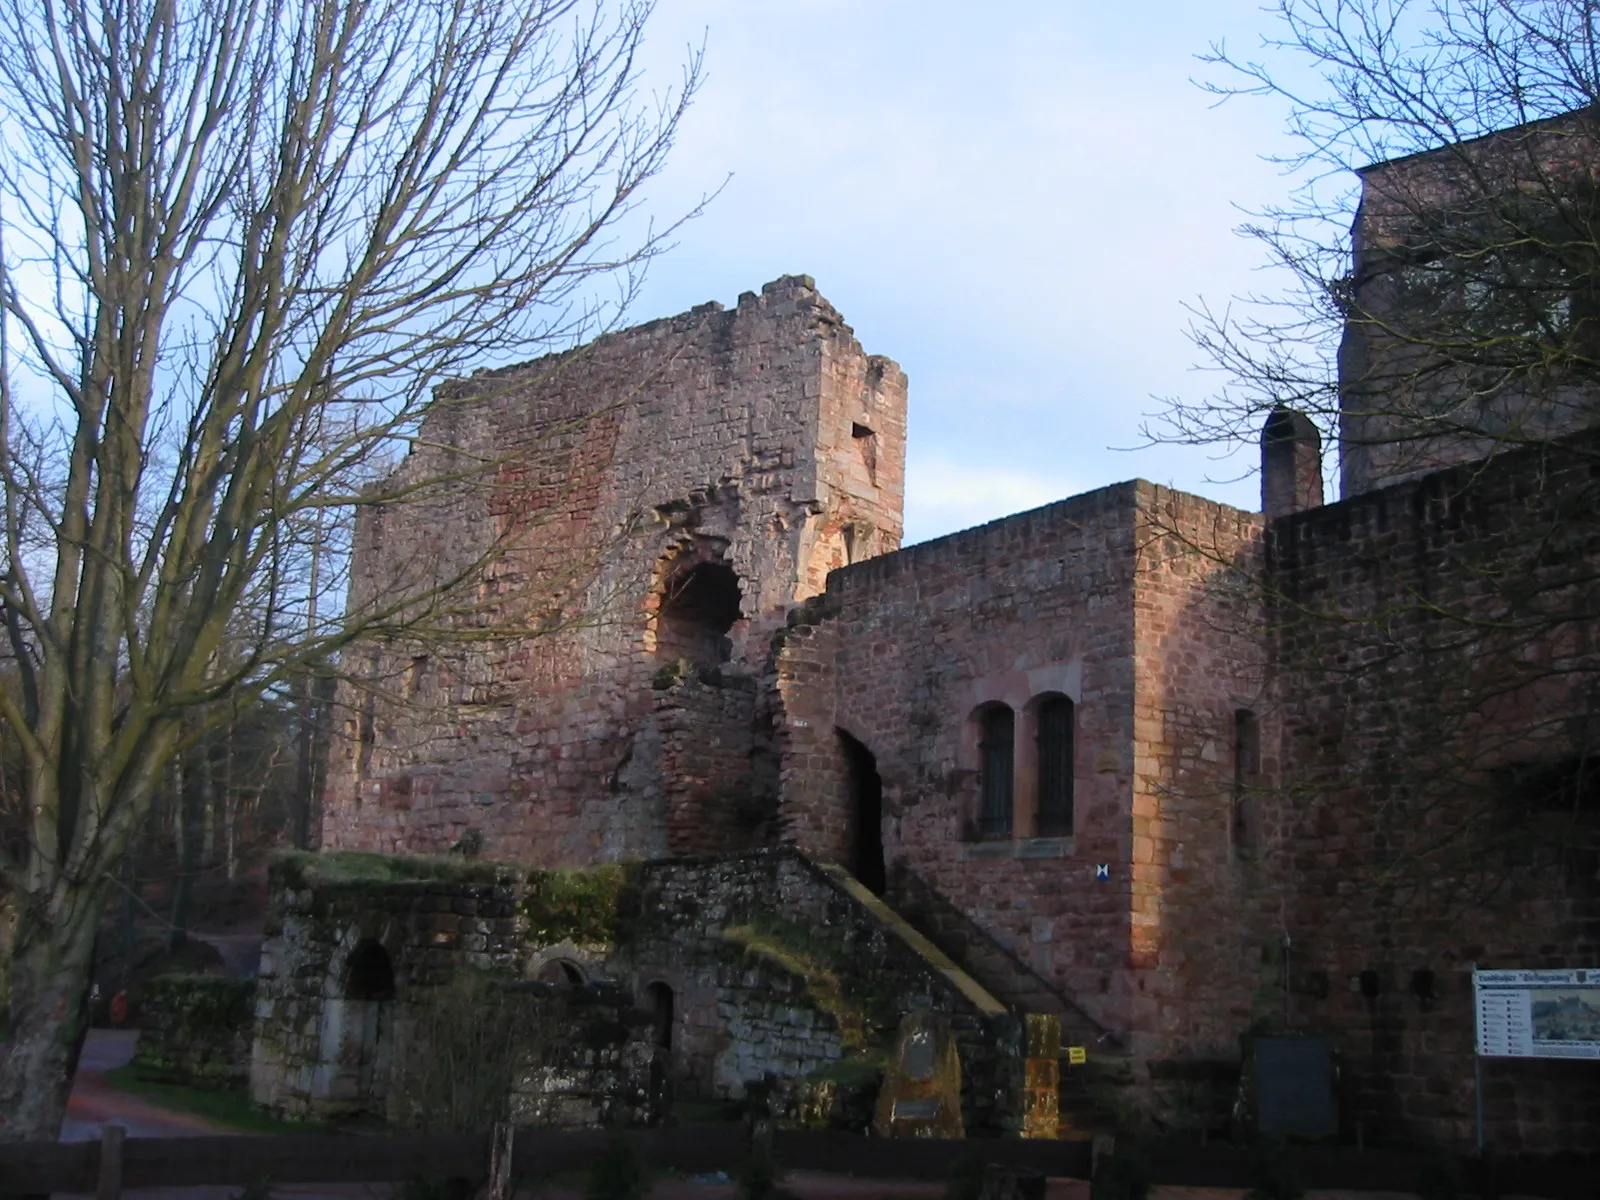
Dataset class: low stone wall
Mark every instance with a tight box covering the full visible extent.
[623,848,1025,1133]
[251,847,1025,1134]
[250,852,632,1122]
[507,982,657,1129]
[133,975,256,1091]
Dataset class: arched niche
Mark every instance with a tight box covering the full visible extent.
[654,544,742,667]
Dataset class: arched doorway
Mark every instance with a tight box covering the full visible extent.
[839,730,885,895]
[328,939,395,1116]
[645,981,674,1051]
[537,958,586,986]
[644,981,675,1115]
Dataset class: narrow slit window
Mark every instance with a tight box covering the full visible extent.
[851,422,878,485]
[1233,708,1261,852]
[979,705,1015,838]
[1035,696,1074,837]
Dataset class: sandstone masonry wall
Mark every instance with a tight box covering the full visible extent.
[321,277,905,865]
[1127,488,1272,1073]
[1262,432,1600,1151]
[773,485,1144,1042]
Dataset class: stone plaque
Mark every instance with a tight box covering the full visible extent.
[1252,1036,1337,1137]
[872,1012,964,1138]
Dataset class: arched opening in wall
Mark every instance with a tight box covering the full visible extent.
[976,704,1015,839]
[839,729,886,895]
[645,981,675,1051]
[345,939,396,1001]
[1033,694,1075,838]
[537,959,586,986]
[644,980,675,1111]
[331,940,395,1117]
[656,555,742,667]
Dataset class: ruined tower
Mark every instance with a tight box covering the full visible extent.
[320,276,907,864]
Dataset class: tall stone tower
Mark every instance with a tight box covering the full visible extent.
[320,276,907,864]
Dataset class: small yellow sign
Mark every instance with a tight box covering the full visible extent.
[1067,1046,1087,1065]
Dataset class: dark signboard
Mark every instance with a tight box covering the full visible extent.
[1252,1036,1338,1138]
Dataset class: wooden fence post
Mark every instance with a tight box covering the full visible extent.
[486,1122,514,1200]
[96,1125,125,1200]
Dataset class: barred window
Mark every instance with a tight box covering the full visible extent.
[1035,696,1075,837]
[979,705,1015,838]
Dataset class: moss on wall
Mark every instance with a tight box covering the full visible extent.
[133,975,257,1091]
[722,918,879,1052]
[271,849,514,890]
[518,863,636,945]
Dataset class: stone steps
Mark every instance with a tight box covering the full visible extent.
[883,867,1124,1137]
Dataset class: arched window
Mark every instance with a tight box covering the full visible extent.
[978,705,1015,838]
[644,981,675,1051]
[1035,696,1074,837]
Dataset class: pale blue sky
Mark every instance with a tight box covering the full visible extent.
[624,1,1326,544]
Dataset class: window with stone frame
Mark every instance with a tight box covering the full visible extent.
[977,703,1015,839]
[1034,694,1075,838]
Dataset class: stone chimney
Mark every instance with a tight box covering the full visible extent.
[1261,407,1324,517]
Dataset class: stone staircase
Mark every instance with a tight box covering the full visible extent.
[887,865,1127,1137]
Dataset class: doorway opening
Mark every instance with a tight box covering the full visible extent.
[334,939,395,1116]
[840,730,885,895]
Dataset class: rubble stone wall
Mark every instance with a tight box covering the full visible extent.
[133,975,257,1092]
[623,849,1023,1133]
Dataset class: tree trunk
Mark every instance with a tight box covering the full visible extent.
[0,906,98,1143]
[170,749,202,951]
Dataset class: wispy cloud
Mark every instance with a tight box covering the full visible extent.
[625,1,1318,538]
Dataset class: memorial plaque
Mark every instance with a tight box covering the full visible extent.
[872,1012,964,1138]
[1252,1036,1338,1137]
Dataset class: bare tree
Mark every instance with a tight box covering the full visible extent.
[0,0,698,1141]
[1155,0,1599,474]
[1148,1,1600,897]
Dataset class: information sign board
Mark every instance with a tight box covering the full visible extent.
[1474,969,1600,1059]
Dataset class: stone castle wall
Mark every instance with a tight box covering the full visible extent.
[321,276,906,864]
[1126,488,1271,1071]
[1259,432,1600,1152]
[1339,111,1600,496]
[770,484,1144,1041]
